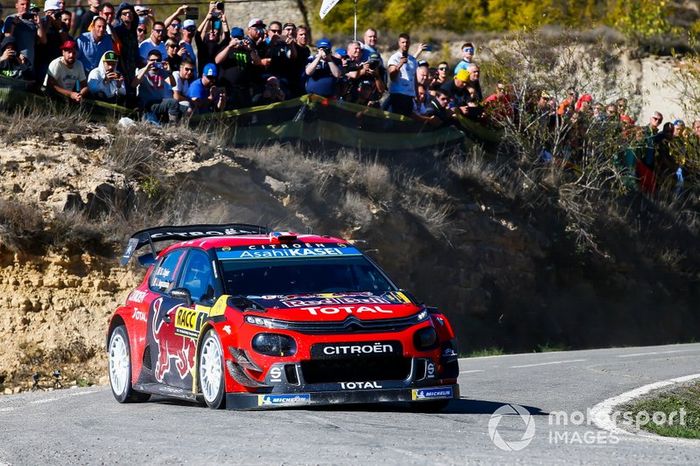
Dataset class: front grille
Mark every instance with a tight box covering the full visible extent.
[301,356,412,384]
[277,315,421,335]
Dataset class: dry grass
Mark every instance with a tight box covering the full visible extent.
[0,101,91,144]
[0,199,45,253]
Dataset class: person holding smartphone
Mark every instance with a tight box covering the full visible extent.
[0,35,33,80]
[132,49,181,123]
[387,33,417,116]
[3,0,47,73]
[87,49,126,103]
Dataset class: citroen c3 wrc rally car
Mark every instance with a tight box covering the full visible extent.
[107,224,460,410]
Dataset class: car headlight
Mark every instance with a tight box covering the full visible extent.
[416,309,429,322]
[244,315,289,329]
[245,315,274,328]
[252,333,297,357]
[413,326,438,350]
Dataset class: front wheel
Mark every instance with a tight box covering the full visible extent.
[108,325,150,403]
[199,329,226,409]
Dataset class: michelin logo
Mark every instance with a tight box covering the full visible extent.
[412,387,453,400]
[258,394,311,406]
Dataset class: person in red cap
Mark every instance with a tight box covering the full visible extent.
[44,39,88,103]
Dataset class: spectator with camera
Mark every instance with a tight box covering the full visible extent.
[87,49,125,103]
[193,3,228,75]
[341,41,365,97]
[44,39,88,103]
[346,50,385,105]
[35,0,70,84]
[215,26,257,108]
[76,0,99,35]
[77,16,113,73]
[387,33,418,116]
[163,9,195,63]
[133,5,151,24]
[264,20,296,94]
[0,36,33,80]
[304,37,341,98]
[4,0,46,74]
[132,48,181,123]
[188,62,226,113]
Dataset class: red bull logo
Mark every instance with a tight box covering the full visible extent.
[151,298,198,383]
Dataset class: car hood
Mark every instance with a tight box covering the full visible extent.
[241,291,422,322]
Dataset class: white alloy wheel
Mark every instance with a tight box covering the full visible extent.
[109,330,130,398]
[199,330,225,408]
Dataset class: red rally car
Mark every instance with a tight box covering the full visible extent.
[107,224,460,410]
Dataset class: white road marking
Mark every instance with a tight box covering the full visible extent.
[590,372,700,445]
[510,359,587,369]
[30,398,58,404]
[459,369,485,374]
[617,349,697,358]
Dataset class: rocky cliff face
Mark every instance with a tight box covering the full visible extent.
[0,120,697,393]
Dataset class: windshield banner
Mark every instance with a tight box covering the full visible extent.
[216,246,363,260]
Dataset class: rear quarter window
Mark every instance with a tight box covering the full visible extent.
[149,249,186,293]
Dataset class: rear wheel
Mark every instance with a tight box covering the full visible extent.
[108,325,150,403]
[199,329,226,409]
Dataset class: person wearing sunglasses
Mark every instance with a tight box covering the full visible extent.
[172,56,195,108]
[112,2,140,101]
[136,22,148,43]
[453,41,475,75]
[435,60,449,85]
[139,21,167,62]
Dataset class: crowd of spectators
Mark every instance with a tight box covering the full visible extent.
[0,1,697,195]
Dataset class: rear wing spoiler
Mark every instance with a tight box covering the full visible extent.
[120,223,269,266]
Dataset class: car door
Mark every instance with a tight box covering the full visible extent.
[147,248,192,388]
[156,248,218,390]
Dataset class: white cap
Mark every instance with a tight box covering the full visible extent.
[134,5,148,14]
[247,18,265,28]
[44,0,61,11]
[183,19,196,28]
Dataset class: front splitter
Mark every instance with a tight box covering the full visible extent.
[225,384,459,410]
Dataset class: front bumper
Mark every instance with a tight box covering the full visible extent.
[225,384,460,410]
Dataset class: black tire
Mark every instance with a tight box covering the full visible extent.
[198,329,226,409]
[108,325,150,403]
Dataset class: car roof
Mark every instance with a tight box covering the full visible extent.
[158,233,349,256]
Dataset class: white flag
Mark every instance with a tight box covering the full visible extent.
[320,0,341,19]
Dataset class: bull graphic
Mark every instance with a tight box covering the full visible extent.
[151,297,198,383]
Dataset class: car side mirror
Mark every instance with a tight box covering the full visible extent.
[171,288,192,307]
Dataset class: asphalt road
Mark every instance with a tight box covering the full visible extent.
[1,343,699,465]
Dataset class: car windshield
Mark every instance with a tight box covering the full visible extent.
[220,256,396,296]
